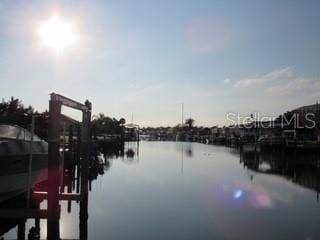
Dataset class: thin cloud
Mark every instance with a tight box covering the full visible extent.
[234,67,293,88]
[220,67,320,118]
[232,67,319,97]
[266,78,319,96]
[223,78,231,84]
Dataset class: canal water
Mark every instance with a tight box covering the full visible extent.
[3,141,320,239]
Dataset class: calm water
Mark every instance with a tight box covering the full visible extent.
[4,141,320,239]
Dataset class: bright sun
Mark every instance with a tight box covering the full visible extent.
[38,16,76,53]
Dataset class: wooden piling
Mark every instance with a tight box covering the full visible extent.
[79,100,91,240]
[17,220,26,240]
[47,97,61,240]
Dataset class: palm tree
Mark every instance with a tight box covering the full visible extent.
[119,118,126,126]
[185,118,195,129]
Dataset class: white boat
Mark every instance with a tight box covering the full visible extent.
[241,143,260,152]
[258,135,284,145]
[242,143,256,152]
[0,124,48,202]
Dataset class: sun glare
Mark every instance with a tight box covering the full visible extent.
[38,16,76,54]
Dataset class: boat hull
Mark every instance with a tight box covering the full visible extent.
[0,137,48,202]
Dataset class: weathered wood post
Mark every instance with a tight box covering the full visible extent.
[77,124,81,164]
[35,201,40,238]
[68,125,73,153]
[80,100,91,240]
[67,168,72,213]
[17,220,26,240]
[67,125,74,170]
[27,115,35,206]
[76,124,81,194]
[47,94,62,240]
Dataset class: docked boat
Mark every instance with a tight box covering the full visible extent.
[258,135,284,146]
[241,143,259,152]
[0,124,48,202]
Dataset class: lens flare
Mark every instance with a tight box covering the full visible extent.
[233,189,243,199]
[250,192,272,208]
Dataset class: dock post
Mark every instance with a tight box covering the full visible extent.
[67,170,72,213]
[17,220,26,240]
[77,124,81,165]
[47,96,61,240]
[76,124,81,194]
[80,100,91,240]
[27,115,35,207]
[69,125,73,153]
[35,200,40,238]
[79,193,89,240]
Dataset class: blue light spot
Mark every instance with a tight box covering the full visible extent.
[233,190,243,199]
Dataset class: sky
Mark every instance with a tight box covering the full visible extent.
[0,0,320,127]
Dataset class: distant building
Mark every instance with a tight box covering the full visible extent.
[291,102,320,129]
[292,102,320,114]
[124,123,140,141]
[282,102,320,140]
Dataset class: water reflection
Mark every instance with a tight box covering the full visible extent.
[240,150,320,200]
[123,142,139,164]
[2,141,320,239]
[174,142,193,158]
[184,144,193,158]
[0,141,131,240]
[89,142,320,240]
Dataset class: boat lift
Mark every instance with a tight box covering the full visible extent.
[0,93,92,240]
[47,93,92,240]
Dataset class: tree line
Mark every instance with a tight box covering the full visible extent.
[0,97,126,140]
